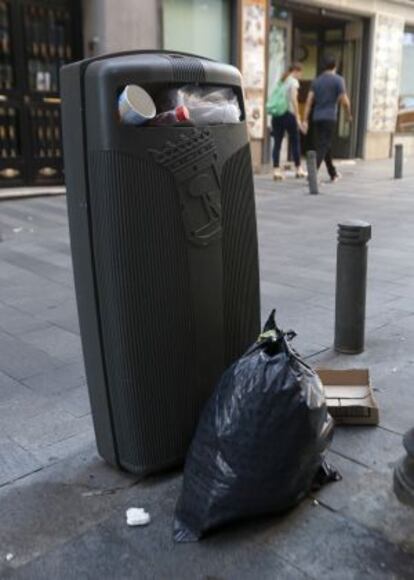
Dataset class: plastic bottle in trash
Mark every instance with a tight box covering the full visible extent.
[189,103,240,125]
[148,105,191,126]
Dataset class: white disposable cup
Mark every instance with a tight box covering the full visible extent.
[118,85,156,125]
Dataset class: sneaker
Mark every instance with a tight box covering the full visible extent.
[295,167,308,179]
[273,168,285,181]
[330,172,342,183]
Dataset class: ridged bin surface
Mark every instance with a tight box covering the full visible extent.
[87,143,259,472]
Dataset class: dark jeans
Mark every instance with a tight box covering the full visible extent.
[313,120,337,179]
[272,112,301,168]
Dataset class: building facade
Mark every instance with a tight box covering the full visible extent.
[246,0,414,169]
[2,0,414,188]
[82,0,414,171]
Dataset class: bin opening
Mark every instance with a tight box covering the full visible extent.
[117,83,243,127]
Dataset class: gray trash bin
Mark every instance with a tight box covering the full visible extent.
[61,51,260,475]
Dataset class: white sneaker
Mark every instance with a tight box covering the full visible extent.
[295,167,308,179]
[273,168,285,181]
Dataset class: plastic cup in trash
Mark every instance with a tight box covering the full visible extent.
[118,85,156,125]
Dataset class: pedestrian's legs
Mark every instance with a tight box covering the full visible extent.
[314,121,330,169]
[285,113,301,167]
[325,150,337,179]
[323,122,337,179]
[272,115,285,168]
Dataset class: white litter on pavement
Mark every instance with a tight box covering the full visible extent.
[12,227,23,233]
[126,507,151,527]
[5,553,14,562]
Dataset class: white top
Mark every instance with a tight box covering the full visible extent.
[283,75,299,114]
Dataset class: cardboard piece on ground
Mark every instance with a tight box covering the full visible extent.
[317,368,379,426]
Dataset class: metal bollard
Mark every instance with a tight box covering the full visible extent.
[334,220,371,354]
[394,144,403,179]
[306,150,319,195]
[394,427,414,507]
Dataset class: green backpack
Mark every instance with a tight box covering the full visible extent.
[266,81,289,117]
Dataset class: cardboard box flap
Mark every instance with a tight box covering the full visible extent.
[316,368,379,426]
[317,368,369,385]
[338,397,375,408]
[324,385,371,399]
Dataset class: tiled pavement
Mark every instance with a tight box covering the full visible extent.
[0,197,90,485]
[0,157,414,578]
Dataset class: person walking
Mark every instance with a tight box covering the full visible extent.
[303,55,352,182]
[266,63,307,181]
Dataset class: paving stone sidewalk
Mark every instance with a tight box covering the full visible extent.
[0,157,414,578]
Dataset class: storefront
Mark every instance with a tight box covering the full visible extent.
[4,0,411,188]
[159,0,414,166]
[241,0,414,170]
[0,0,82,189]
[266,2,370,163]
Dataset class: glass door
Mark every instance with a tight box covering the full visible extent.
[268,20,289,95]
[22,0,75,185]
[0,0,26,185]
[264,14,292,163]
[325,22,363,158]
[0,0,81,188]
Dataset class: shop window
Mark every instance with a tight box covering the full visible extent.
[324,29,343,42]
[163,0,231,63]
[295,31,317,81]
[397,29,414,133]
[268,23,288,93]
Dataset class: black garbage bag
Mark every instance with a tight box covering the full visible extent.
[174,310,337,542]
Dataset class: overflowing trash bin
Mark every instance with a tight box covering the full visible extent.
[60,51,260,475]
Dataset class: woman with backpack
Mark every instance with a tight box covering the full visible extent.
[267,63,306,181]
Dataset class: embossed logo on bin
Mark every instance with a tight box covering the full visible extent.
[151,129,222,247]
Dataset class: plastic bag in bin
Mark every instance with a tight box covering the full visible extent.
[174,310,338,542]
[156,85,242,125]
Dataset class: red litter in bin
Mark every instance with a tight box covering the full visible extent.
[176,105,190,122]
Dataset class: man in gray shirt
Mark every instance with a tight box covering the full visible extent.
[303,55,352,182]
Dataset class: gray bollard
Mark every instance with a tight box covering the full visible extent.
[306,150,319,195]
[334,220,371,354]
[394,144,403,179]
[394,428,414,507]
